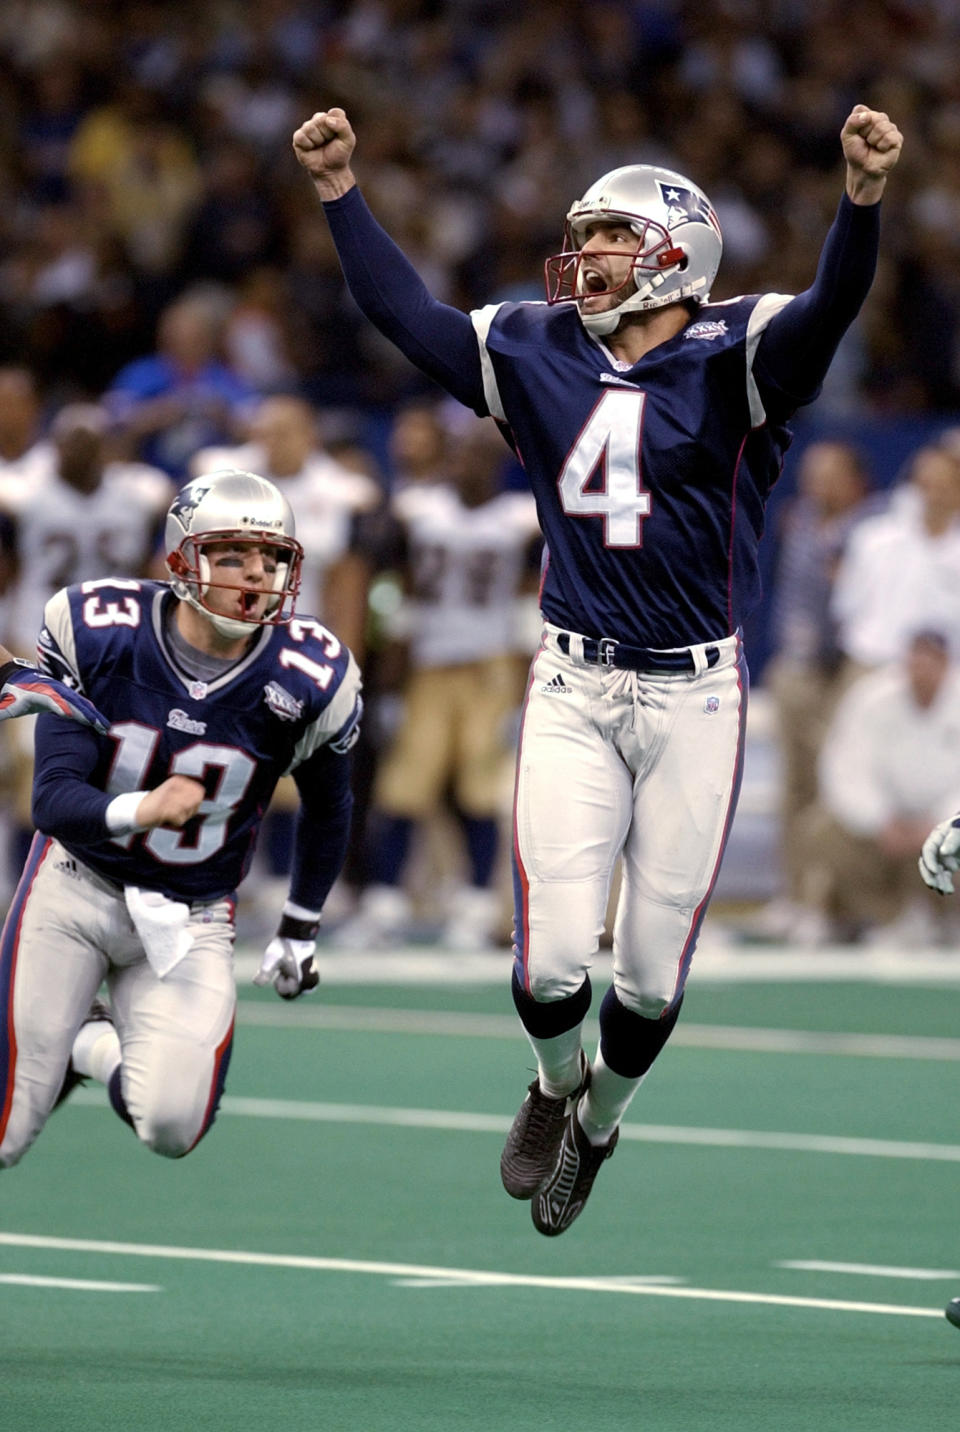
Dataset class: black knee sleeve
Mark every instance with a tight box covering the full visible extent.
[598,987,684,1079]
[511,967,592,1039]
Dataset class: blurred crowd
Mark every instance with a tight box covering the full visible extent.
[3,0,960,423]
[3,0,960,947]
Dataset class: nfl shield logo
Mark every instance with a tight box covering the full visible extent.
[189,680,208,701]
[704,695,720,714]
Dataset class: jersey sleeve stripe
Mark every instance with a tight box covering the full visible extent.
[470,304,508,423]
[745,292,793,427]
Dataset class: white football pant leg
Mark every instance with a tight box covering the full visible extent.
[513,650,634,1001]
[109,900,236,1159]
[613,656,746,1015]
[0,839,113,1168]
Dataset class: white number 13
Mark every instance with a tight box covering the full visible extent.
[558,389,650,547]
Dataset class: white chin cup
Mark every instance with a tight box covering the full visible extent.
[579,267,682,335]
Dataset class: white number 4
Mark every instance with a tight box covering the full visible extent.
[558,389,650,547]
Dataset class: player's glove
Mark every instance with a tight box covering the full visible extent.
[918,814,960,895]
[253,911,321,999]
[0,659,109,732]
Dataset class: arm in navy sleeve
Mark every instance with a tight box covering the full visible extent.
[286,743,354,913]
[322,186,487,413]
[754,194,881,412]
[31,713,113,843]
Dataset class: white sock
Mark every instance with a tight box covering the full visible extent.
[525,1023,585,1098]
[578,1047,645,1146]
[72,1018,121,1085]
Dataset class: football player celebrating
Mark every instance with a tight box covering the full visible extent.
[293,102,902,1234]
[0,469,362,1170]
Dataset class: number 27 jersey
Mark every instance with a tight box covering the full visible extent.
[37,579,362,902]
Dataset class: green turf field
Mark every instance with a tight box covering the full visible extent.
[3,951,960,1431]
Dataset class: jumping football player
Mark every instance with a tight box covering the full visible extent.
[0,469,362,1169]
[293,102,902,1234]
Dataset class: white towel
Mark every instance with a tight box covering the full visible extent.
[124,885,193,979]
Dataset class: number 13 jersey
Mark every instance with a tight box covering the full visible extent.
[36,579,362,902]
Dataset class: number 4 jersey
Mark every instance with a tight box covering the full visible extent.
[470,294,793,650]
[35,579,362,902]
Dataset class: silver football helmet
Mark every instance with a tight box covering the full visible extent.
[165,469,303,640]
[544,164,723,336]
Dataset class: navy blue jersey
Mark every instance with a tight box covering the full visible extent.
[471,294,793,648]
[322,185,881,653]
[36,579,362,902]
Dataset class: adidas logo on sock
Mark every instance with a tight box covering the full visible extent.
[541,672,572,695]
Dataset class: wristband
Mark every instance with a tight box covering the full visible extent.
[277,912,322,942]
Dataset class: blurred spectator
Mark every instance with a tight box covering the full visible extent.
[831,442,960,672]
[385,399,450,491]
[758,440,877,935]
[0,365,51,486]
[337,416,541,950]
[0,399,173,884]
[791,630,960,947]
[104,288,257,480]
[68,81,202,286]
[0,400,173,653]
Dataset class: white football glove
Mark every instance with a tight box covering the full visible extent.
[253,909,321,999]
[918,814,960,895]
[254,935,319,998]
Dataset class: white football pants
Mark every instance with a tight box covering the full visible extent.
[513,626,746,1016]
[0,836,236,1168]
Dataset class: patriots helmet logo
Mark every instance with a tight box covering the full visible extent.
[168,481,212,532]
[657,182,722,238]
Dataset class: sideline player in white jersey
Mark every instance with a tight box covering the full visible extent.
[293,101,902,1234]
[0,402,175,651]
[0,469,362,1170]
[343,413,541,949]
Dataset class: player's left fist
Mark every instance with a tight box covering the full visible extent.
[0,661,109,732]
[918,814,960,895]
[842,107,903,179]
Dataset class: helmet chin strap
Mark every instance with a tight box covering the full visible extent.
[180,587,256,642]
[579,267,675,336]
[579,266,709,337]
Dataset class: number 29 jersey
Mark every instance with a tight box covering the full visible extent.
[36,579,362,902]
[471,293,793,650]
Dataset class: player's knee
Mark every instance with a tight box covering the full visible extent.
[612,976,674,1021]
[524,963,587,1004]
[136,1110,204,1160]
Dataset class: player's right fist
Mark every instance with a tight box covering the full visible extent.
[136,775,206,831]
[919,814,960,895]
[292,108,356,181]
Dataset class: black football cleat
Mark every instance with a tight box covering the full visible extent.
[532,1109,618,1236]
[53,998,114,1110]
[500,1052,589,1200]
[946,1298,960,1329]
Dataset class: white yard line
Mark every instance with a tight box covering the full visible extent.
[0,1273,159,1292]
[234,1001,960,1061]
[777,1261,960,1281]
[234,945,960,988]
[65,1088,960,1162]
[0,1232,940,1319]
